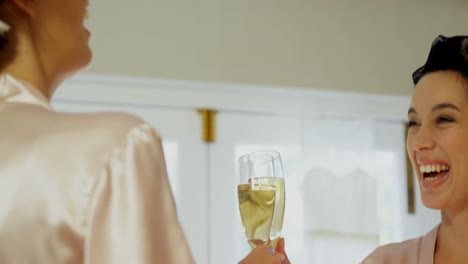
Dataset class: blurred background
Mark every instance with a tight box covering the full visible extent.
[54,1,468,263]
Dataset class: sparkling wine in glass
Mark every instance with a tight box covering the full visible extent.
[237,150,285,248]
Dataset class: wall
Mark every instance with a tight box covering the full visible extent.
[84,0,468,95]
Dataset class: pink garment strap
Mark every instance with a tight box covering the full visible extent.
[419,224,439,264]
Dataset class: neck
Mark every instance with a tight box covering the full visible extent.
[2,66,56,99]
[435,209,468,262]
[0,24,61,100]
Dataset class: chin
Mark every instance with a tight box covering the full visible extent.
[81,48,93,67]
[58,52,93,81]
[421,194,449,210]
[71,48,93,71]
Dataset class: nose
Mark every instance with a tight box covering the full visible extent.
[408,125,435,152]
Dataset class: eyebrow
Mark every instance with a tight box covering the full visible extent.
[407,103,461,116]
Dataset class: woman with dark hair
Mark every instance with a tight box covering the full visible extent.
[363,35,468,263]
[0,0,286,263]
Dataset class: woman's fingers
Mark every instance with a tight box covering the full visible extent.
[239,244,286,264]
[276,238,285,253]
[275,238,291,264]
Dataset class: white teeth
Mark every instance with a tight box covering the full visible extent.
[419,164,450,174]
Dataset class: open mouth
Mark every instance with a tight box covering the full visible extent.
[420,164,450,181]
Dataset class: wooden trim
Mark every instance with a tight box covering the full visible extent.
[405,123,416,214]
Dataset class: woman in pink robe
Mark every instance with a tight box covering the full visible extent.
[0,0,286,263]
[363,35,468,263]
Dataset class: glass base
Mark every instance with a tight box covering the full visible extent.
[248,239,269,249]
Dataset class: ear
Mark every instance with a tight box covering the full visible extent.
[10,0,35,17]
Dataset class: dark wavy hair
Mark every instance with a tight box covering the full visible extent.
[412,35,468,85]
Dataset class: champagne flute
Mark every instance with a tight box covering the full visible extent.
[237,150,285,248]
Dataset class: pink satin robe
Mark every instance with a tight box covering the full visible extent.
[362,225,439,264]
[0,74,194,263]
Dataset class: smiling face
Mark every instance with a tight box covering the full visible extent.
[407,70,468,211]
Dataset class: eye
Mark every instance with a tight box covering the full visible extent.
[436,116,454,124]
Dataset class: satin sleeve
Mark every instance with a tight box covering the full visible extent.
[84,123,194,264]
